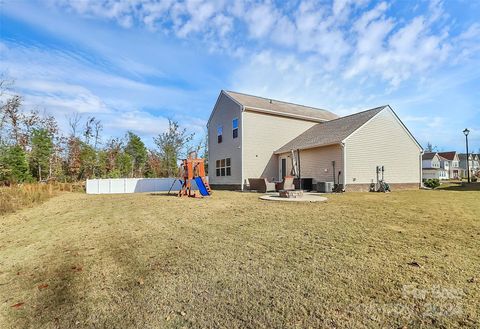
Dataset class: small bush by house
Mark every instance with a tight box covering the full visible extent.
[423,178,440,189]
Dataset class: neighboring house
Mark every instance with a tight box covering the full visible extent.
[439,156,450,179]
[438,151,460,179]
[422,152,448,180]
[208,90,423,191]
[473,154,480,175]
[458,153,474,178]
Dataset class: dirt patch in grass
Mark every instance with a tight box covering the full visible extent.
[0,190,479,328]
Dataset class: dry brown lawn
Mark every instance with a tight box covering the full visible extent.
[0,189,479,328]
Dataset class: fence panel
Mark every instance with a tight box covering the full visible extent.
[85,178,204,194]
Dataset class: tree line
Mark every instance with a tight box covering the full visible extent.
[0,78,206,185]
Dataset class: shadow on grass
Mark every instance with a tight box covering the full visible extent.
[149,192,179,197]
[7,247,84,328]
[438,182,480,191]
[92,229,192,327]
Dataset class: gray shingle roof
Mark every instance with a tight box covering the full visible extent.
[224,90,339,122]
[275,106,387,154]
[458,153,471,160]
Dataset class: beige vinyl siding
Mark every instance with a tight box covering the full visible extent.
[208,93,242,185]
[242,111,317,184]
[277,144,343,184]
[345,108,421,185]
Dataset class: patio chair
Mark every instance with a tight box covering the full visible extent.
[275,176,295,191]
[248,178,276,193]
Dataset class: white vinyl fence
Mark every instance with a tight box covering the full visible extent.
[86,178,206,194]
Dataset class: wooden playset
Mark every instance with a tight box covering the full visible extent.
[177,153,211,198]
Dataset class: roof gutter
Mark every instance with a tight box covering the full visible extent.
[244,106,329,123]
[274,142,342,155]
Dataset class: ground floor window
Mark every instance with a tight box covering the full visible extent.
[216,158,231,177]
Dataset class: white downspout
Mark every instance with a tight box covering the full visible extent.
[419,151,424,188]
[240,109,244,191]
[342,142,347,191]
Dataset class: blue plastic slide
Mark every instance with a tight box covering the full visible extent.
[194,177,210,196]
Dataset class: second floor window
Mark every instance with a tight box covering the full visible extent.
[217,126,223,143]
[232,118,238,139]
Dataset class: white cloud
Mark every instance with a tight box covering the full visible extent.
[268,16,294,46]
[345,2,452,87]
[0,39,209,145]
[4,0,480,150]
[231,51,371,113]
[403,115,444,128]
[244,2,277,38]
[332,0,370,21]
[353,1,389,32]
[454,23,480,62]
[332,0,350,17]
[427,0,446,24]
[175,1,218,37]
[105,110,170,136]
[20,80,110,114]
[46,0,478,87]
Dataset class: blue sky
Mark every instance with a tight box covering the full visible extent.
[1,0,479,151]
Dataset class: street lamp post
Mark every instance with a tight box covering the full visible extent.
[463,128,470,183]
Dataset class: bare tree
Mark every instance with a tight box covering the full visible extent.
[0,74,14,98]
[19,109,41,148]
[93,119,103,150]
[2,95,23,145]
[425,142,438,152]
[83,117,95,145]
[67,112,82,137]
[0,75,16,143]
[40,112,61,179]
[0,103,7,143]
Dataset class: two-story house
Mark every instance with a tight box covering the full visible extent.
[437,151,460,179]
[473,154,480,175]
[422,152,448,180]
[208,90,423,191]
[459,153,474,178]
[439,156,450,179]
